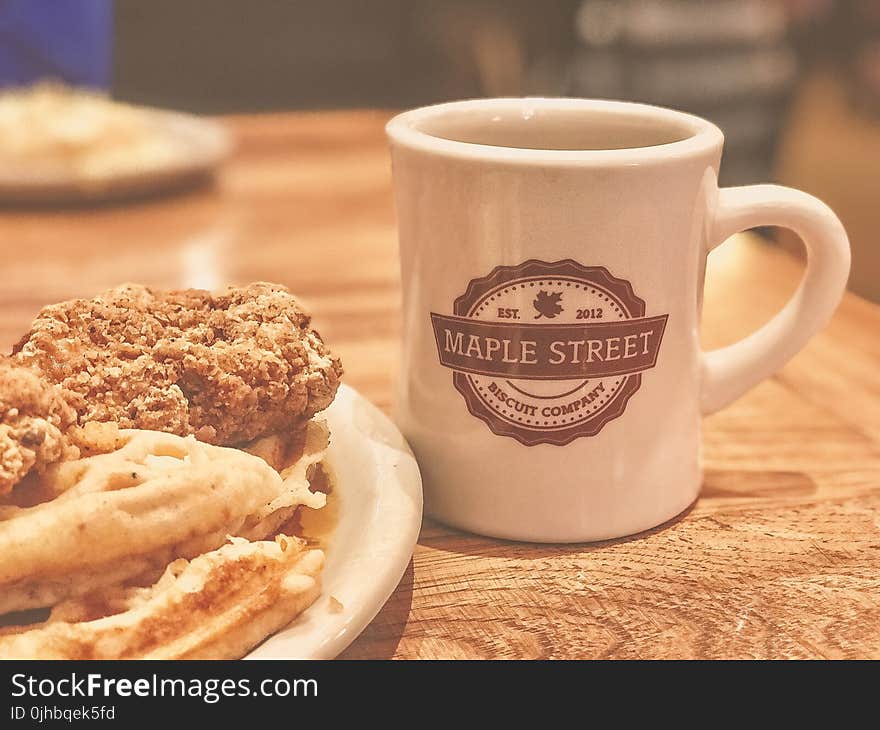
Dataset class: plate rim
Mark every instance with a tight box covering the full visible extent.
[245,383,423,660]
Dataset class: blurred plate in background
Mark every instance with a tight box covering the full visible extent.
[0,108,231,204]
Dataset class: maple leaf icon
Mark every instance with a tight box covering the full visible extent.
[533,290,564,319]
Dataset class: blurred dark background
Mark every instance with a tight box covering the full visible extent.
[1,0,879,300]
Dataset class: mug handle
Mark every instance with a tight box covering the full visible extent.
[701,184,851,415]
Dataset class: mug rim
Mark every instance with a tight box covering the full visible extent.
[386,97,724,165]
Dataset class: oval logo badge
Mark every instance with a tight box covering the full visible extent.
[430,259,668,446]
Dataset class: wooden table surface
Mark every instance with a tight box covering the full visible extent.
[2,111,879,659]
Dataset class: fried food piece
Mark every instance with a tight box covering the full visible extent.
[66,420,127,458]
[12,282,343,445]
[0,358,77,495]
[0,424,328,613]
[0,535,323,659]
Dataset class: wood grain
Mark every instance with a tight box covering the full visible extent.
[1,111,878,659]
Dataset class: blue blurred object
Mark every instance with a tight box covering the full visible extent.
[0,0,112,89]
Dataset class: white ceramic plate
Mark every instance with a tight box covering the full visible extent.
[0,109,231,204]
[246,384,423,659]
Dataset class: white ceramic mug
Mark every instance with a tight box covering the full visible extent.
[386,98,850,543]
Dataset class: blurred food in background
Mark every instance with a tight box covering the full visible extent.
[0,0,878,300]
[0,83,230,203]
[0,83,186,178]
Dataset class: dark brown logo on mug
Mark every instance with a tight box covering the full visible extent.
[430,259,668,446]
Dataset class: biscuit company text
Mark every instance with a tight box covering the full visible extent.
[486,380,606,418]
